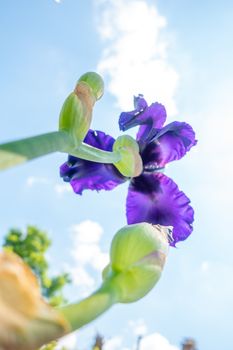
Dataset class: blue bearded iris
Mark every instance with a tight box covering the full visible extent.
[60,96,197,246]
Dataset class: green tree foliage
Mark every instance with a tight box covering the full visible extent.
[40,342,58,350]
[40,341,69,350]
[3,225,71,307]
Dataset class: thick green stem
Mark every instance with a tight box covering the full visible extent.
[0,131,71,170]
[69,142,121,164]
[59,280,119,331]
[0,131,122,171]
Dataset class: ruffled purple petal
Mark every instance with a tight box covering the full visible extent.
[60,130,126,194]
[126,173,194,245]
[119,96,166,140]
[141,122,197,168]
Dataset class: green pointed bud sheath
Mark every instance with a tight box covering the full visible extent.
[59,72,104,143]
[113,135,143,177]
[60,224,169,333]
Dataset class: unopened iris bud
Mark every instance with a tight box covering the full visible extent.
[0,251,70,350]
[103,223,169,303]
[59,72,104,143]
[58,224,169,335]
[113,135,143,177]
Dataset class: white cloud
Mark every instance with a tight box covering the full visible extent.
[68,266,95,289]
[70,220,109,271]
[54,0,61,3]
[102,332,177,350]
[103,336,124,350]
[26,176,49,187]
[63,262,95,298]
[71,220,104,244]
[54,183,72,195]
[64,221,109,295]
[140,333,179,350]
[96,0,179,115]
[128,318,148,336]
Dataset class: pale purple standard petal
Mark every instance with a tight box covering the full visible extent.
[142,122,197,168]
[60,130,126,194]
[126,173,194,245]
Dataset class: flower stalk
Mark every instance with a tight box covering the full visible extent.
[59,279,119,331]
[0,131,70,171]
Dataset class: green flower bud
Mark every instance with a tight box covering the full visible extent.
[59,72,104,143]
[103,223,169,303]
[113,135,143,177]
[59,224,169,335]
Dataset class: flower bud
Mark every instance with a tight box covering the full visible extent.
[59,72,104,143]
[113,135,143,177]
[102,223,169,303]
[0,251,70,350]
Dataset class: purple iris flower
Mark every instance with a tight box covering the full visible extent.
[60,96,197,246]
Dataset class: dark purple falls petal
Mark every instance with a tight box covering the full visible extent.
[60,130,126,194]
[119,95,166,141]
[126,173,194,245]
[141,121,197,169]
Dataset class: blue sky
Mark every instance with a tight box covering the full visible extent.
[1,1,233,349]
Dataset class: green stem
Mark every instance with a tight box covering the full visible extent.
[59,280,119,331]
[69,142,121,164]
[0,130,123,172]
[0,129,124,173]
[0,131,71,171]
